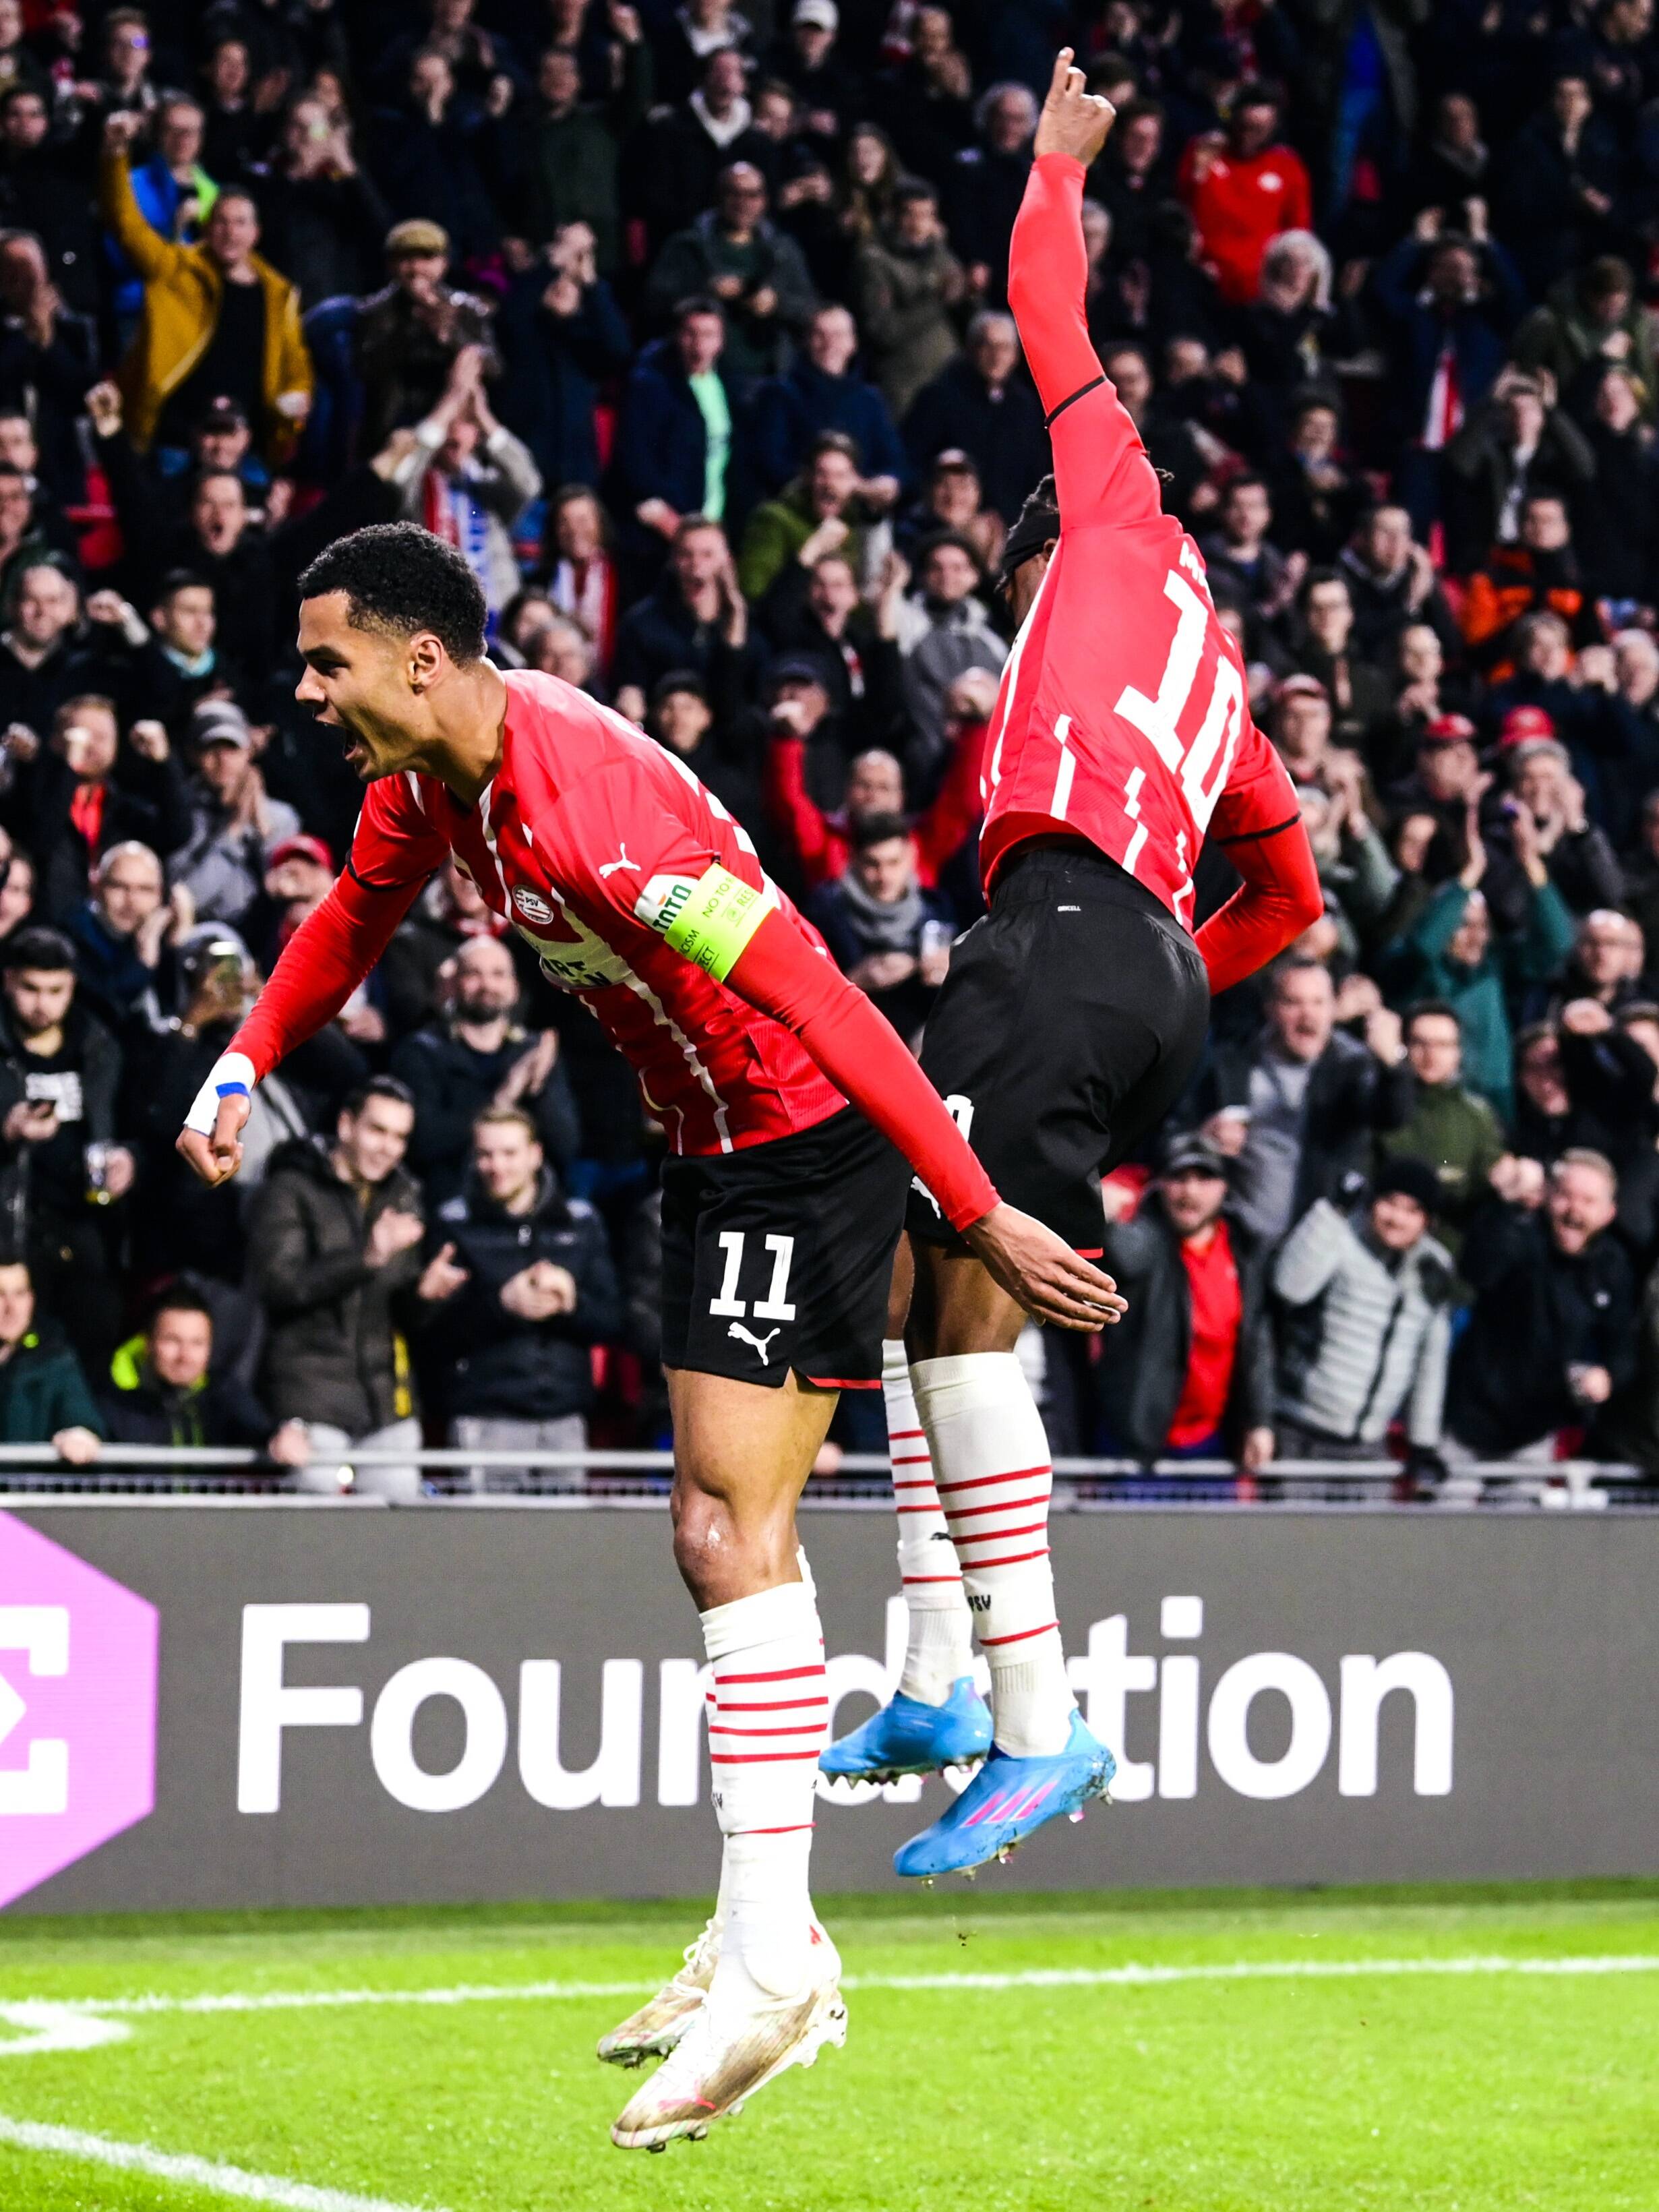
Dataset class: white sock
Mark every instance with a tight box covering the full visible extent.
[702,1578,827,1994]
[883,1338,975,1704]
[911,1352,1075,1758]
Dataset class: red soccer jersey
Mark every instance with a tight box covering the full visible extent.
[348,670,845,1156]
[1177,137,1314,305]
[1166,1219,1242,1448]
[986,153,1305,944]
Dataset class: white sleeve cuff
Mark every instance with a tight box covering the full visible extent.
[183,1051,256,1137]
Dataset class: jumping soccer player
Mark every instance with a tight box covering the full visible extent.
[175,523,1122,2151]
[820,54,1322,1873]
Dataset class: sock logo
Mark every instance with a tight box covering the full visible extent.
[967,1592,992,1612]
[727,1321,781,1365]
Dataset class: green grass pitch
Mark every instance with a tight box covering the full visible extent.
[0,1881,1656,2212]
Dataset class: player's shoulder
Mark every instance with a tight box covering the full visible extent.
[502,667,667,792]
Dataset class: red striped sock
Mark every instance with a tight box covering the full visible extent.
[911,1352,1075,1757]
[884,1338,975,1704]
[700,1579,827,1976]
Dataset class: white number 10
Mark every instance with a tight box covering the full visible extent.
[1113,566,1243,833]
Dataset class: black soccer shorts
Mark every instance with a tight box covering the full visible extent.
[660,1106,911,1390]
[907,841,1211,1255]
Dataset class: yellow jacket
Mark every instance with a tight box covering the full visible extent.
[99,148,313,462]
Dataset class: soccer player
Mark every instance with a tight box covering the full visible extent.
[820,54,1322,1875]
[175,522,1121,2150]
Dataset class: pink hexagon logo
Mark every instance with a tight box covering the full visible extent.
[0,1512,158,1908]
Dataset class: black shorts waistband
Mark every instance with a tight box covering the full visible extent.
[994,836,1175,927]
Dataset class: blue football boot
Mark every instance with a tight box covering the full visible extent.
[818,1677,992,1785]
[893,1711,1115,1878]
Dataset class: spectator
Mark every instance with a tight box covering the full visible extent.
[946,81,1037,305]
[752,299,905,498]
[737,429,868,603]
[1462,493,1594,670]
[1337,504,1460,663]
[0,88,102,322]
[30,694,189,922]
[247,95,390,313]
[895,448,1004,575]
[0,1255,101,1462]
[383,348,541,630]
[1381,805,1574,1120]
[646,668,762,830]
[1193,955,1414,1243]
[63,838,186,1032]
[615,297,750,547]
[249,1077,429,1501]
[1511,254,1658,417]
[902,308,1047,527]
[495,224,630,494]
[0,229,98,503]
[540,487,621,680]
[806,810,952,1034]
[852,177,965,419]
[367,46,497,266]
[1495,75,1622,297]
[1272,1159,1454,1468]
[1094,1135,1275,1472]
[99,112,312,467]
[1178,83,1313,307]
[1444,369,1596,574]
[421,1105,623,1487]
[1370,217,1526,534]
[510,38,651,275]
[0,560,95,736]
[390,934,579,1209]
[1448,1148,1634,1459]
[0,925,130,1358]
[100,1286,308,1463]
[639,48,774,250]
[891,531,1006,771]
[1377,1003,1507,1251]
[1199,475,1302,631]
[764,667,987,891]
[1501,730,1623,917]
[168,701,300,924]
[355,218,500,452]
[611,516,753,726]
[647,161,814,386]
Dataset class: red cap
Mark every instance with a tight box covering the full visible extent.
[268,834,332,870]
[1420,713,1477,746]
[1499,705,1556,746]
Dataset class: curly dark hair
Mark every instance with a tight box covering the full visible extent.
[298,523,487,665]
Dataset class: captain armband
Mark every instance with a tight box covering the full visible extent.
[634,865,777,982]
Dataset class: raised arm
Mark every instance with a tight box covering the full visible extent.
[1008,55,1160,527]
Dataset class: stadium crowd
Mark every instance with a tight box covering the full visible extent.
[3,0,1659,1489]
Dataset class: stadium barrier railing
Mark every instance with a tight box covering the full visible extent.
[0,1441,1643,1507]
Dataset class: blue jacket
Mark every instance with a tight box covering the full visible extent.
[1372,237,1527,444]
[613,337,752,537]
[752,359,907,494]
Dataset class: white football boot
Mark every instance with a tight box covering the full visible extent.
[609,1922,845,2151]
[596,1917,719,2066]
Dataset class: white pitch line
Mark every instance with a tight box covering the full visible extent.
[0,2111,451,2212]
[7,1953,1659,2027]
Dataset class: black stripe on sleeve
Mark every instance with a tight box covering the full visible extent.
[1216,814,1300,848]
[1044,375,1104,428]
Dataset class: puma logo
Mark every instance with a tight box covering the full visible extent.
[728,1321,781,1365]
[599,844,639,878]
